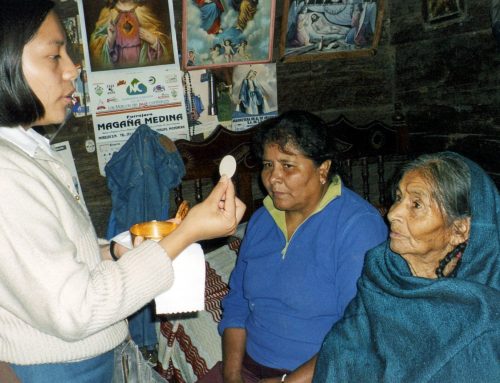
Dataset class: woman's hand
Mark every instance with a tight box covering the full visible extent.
[158,176,246,259]
[260,356,316,383]
[181,176,246,240]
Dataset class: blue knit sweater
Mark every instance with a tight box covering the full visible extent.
[314,152,500,382]
[219,181,388,370]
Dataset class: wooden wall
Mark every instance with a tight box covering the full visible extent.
[391,1,499,184]
[52,0,499,237]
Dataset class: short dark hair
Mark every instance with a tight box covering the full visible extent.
[394,152,471,225]
[0,0,55,127]
[253,110,338,181]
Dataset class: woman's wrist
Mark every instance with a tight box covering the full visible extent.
[222,373,243,383]
[109,240,119,261]
[158,223,194,260]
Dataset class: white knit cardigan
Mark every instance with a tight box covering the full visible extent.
[0,135,174,364]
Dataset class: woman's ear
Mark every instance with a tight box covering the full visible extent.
[451,217,471,245]
[319,160,331,181]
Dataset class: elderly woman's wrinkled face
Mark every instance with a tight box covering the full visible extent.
[387,170,458,264]
[261,143,329,217]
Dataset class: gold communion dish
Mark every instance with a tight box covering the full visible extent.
[129,220,178,242]
[129,201,189,242]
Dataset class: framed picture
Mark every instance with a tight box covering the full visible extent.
[279,0,385,63]
[422,0,467,29]
[77,0,178,72]
[493,0,500,48]
[230,63,279,131]
[182,0,276,70]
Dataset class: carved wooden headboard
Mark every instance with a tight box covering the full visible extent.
[326,115,410,212]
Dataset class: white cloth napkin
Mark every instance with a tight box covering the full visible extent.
[112,231,206,314]
[154,243,205,314]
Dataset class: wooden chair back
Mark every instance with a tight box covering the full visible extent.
[327,114,410,214]
[173,125,263,224]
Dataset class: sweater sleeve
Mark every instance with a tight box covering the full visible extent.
[0,168,174,341]
[218,241,251,334]
[217,217,258,335]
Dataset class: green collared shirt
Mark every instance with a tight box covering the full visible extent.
[263,176,342,257]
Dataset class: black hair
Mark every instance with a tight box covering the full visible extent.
[253,110,338,181]
[0,0,55,127]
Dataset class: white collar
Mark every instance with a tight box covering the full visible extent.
[0,126,54,158]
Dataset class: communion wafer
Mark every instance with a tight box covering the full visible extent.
[219,155,237,178]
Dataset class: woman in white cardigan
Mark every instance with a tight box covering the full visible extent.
[0,1,245,381]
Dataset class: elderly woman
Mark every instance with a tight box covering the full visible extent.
[313,151,500,382]
[198,110,388,382]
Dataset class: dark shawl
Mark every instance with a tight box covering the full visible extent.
[314,152,500,382]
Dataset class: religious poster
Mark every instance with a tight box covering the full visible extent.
[76,0,188,176]
[72,64,91,118]
[182,0,276,70]
[230,63,278,131]
[280,0,384,62]
[493,0,500,48]
[54,0,90,118]
[78,0,178,72]
[423,0,467,29]
[182,70,220,139]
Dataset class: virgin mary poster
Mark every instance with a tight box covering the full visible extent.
[230,63,278,131]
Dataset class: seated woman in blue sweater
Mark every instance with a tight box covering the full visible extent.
[198,110,388,383]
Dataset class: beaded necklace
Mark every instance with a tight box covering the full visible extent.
[183,71,196,139]
[436,242,467,278]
